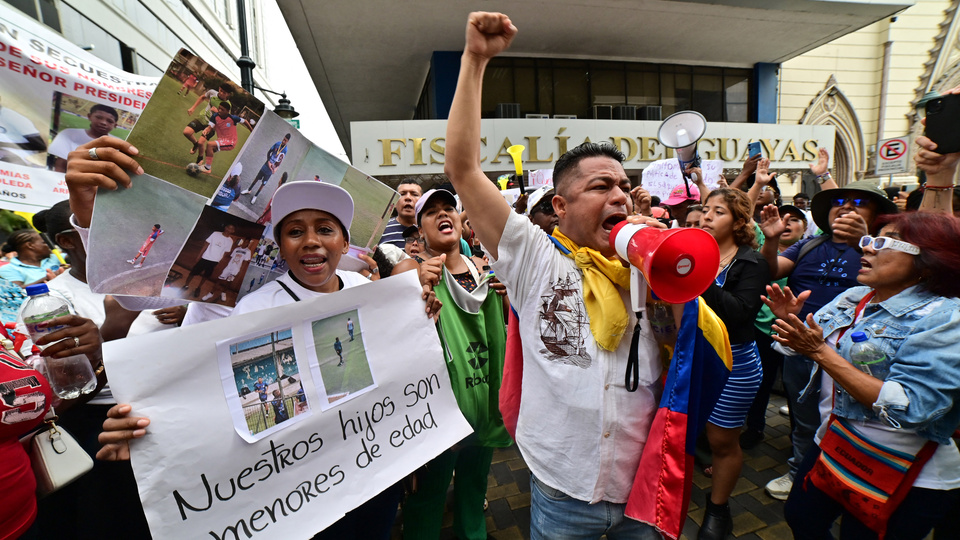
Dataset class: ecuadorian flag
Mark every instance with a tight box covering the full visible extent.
[625,297,733,540]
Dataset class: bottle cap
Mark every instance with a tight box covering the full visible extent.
[850,331,868,342]
[24,283,49,296]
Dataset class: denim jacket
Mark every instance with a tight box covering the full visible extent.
[807,285,960,444]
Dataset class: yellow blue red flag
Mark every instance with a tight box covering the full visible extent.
[625,297,732,539]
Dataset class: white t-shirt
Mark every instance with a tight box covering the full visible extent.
[491,212,662,503]
[232,270,368,316]
[182,303,233,326]
[48,128,95,159]
[202,231,234,262]
[219,247,252,280]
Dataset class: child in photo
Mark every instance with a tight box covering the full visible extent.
[242,134,291,204]
[196,102,253,173]
[212,163,243,211]
[184,82,233,155]
[127,224,164,268]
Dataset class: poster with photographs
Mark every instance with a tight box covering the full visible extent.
[160,205,265,304]
[217,326,311,442]
[86,49,400,307]
[303,308,376,410]
[124,49,265,198]
[87,174,206,296]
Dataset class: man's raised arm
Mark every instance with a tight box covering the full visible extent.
[444,12,518,261]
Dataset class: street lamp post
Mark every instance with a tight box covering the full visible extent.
[253,85,300,119]
[235,0,255,95]
[235,0,299,121]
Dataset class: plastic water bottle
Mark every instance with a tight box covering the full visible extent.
[849,331,888,380]
[20,284,96,399]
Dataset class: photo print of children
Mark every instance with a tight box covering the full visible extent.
[306,308,376,409]
[213,111,309,222]
[221,327,310,439]
[86,173,207,296]
[47,92,139,171]
[162,205,264,306]
[124,49,265,198]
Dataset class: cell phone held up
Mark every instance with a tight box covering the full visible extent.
[747,141,762,159]
[924,94,960,154]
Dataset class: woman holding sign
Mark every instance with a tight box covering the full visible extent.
[63,136,441,540]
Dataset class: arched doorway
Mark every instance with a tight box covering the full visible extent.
[799,76,865,186]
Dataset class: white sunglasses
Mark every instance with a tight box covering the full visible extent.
[859,235,920,255]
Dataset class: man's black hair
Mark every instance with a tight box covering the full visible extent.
[154,224,161,229]
[216,82,234,94]
[553,142,625,194]
[794,192,810,200]
[650,195,661,207]
[397,178,421,189]
[89,104,119,121]
[283,133,291,139]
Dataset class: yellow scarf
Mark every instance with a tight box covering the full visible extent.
[551,228,631,351]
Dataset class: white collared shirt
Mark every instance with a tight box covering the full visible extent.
[492,212,662,503]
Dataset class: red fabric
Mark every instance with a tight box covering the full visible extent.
[0,439,38,540]
[498,309,523,439]
[0,352,52,539]
[625,409,692,538]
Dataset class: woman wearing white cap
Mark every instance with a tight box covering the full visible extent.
[63,136,439,540]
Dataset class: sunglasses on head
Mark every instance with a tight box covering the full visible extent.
[831,197,870,208]
[859,235,920,255]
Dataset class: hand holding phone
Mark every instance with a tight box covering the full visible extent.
[924,94,960,154]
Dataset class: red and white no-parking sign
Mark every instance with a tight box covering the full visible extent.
[875,136,910,175]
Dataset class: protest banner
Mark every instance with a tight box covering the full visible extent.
[87,49,397,307]
[641,158,722,200]
[0,5,157,211]
[0,161,69,212]
[103,271,473,539]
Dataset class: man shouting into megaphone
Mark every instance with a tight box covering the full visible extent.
[441,11,729,540]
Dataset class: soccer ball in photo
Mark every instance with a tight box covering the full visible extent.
[185,162,202,176]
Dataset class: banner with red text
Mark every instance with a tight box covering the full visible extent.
[0,5,157,211]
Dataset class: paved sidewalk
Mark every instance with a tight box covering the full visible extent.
[393,396,794,539]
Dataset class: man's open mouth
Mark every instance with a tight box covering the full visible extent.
[602,214,626,231]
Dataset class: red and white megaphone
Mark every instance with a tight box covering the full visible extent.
[610,221,720,310]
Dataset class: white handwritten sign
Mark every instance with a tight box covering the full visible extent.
[641,159,723,201]
[528,168,554,188]
[104,272,472,539]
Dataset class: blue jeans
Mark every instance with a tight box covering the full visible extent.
[782,354,820,479]
[785,445,960,539]
[530,475,661,540]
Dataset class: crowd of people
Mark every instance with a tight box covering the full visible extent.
[3,10,960,540]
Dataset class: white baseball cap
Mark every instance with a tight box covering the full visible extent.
[270,181,354,242]
[414,189,458,226]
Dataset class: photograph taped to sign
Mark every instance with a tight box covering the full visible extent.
[875,136,910,175]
